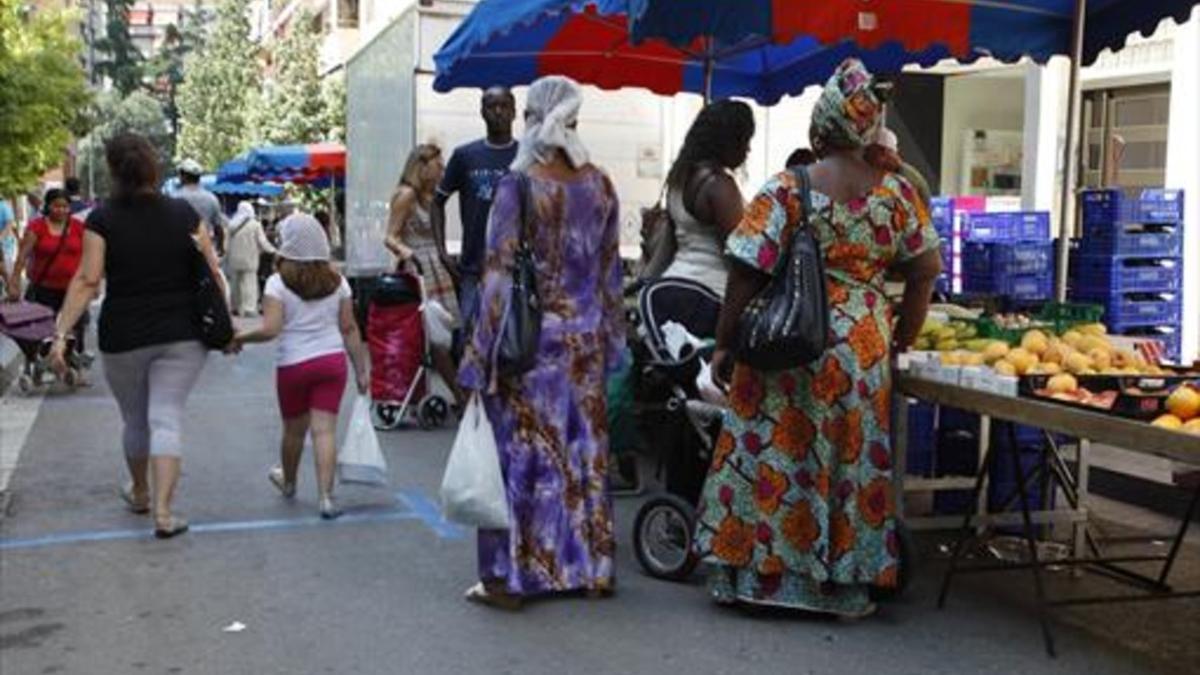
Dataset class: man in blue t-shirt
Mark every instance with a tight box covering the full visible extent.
[431,86,518,334]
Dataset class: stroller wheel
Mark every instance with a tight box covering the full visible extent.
[62,369,79,388]
[418,396,450,430]
[371,402,404,431]
[17,374,35,395]
[633,493,699,581]
[870,519,915,603]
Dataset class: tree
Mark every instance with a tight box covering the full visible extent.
[175,0,259,169]
[0,1,91,196]
[319,73,346,143]
[254,10,326,145]
[95,0,144,96]
[146,1,208,146]
[77,91,173,198]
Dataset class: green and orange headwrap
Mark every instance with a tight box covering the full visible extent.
[810,58,891,158]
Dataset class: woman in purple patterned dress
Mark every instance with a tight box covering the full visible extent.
[458,76,625,609]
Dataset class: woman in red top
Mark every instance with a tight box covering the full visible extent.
[7,188,88,353]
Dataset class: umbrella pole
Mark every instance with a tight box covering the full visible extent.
[1055,0,1087,302]
[703,38,714,104]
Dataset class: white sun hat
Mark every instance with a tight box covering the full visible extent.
[277,213,330,262]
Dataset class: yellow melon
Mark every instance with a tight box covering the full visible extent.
[1152,414,1184,430]
[1165,385,1200,422]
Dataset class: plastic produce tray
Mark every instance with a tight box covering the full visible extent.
[964,242,1054,277]
[1077,225,1181,257]
[1070,255,1181,294]
[963,272,1053,300]
[963,211,1051,242]
[1079,293,1182,327]
[1082,188,1184,225]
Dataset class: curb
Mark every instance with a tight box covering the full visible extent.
[0,339,20,396]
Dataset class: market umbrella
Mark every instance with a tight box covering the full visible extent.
[432,0,959,105]
[244,143,347,184]
[627,0,1199,299]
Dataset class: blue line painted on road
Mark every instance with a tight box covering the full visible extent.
[394,489,467,540]
[0,490,465,551]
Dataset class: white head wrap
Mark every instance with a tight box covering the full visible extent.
[229,201,255,229]
[278,213,330,262]
[875,127,899,153]
[511,76,590,172]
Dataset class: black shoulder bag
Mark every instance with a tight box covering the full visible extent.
[494,172,543,378]
[191,227,234,350]
[735,166,830,371]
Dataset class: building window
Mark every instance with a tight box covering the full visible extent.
[1081,84,1171,191]
[338,0,359,28]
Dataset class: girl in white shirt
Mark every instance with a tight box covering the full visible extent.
[234,213,369,519]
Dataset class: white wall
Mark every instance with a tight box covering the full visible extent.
[1164,10,1199,362]
[940,71,1026,196]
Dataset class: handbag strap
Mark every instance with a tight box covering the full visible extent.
[772,165,814,275]
[514,171,533,253]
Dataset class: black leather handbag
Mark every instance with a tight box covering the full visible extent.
[736,166,829,371]
[192,244,234,350]
[495,173,543,378]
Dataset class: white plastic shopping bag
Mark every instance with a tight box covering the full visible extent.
[440,394,509,529]
[423,299,454,350]
[338,396,389,485]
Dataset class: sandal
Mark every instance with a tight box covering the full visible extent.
[835,602,879,621]
[464,582,522,611]
[154,516,190,539]
[119,485,150,515]
[268,465,296,499]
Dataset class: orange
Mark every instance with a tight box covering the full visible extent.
[1151,414,1183,430]
[1165,385,1200,422]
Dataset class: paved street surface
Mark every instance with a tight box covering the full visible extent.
[2,340,1198,675]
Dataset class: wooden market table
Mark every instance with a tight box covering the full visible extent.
[893,373,1200,657]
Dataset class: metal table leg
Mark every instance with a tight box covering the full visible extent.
[1007,423,1057,658]
[937,427,994,610]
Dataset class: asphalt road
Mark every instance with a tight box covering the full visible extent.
[1,340,1197,675]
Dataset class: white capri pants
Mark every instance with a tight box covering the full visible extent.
[102,341,208,458]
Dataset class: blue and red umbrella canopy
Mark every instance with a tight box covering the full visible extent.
[434,0,1196,103]
[630,0,1197,68]
[216,143,346,185]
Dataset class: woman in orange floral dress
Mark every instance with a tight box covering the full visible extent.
[696,59,942,618]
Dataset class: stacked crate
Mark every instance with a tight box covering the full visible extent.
[1071,189,1184,361]
[960,211,1054,303]
[931,195,987,295]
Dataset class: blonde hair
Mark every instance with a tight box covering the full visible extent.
[398,143,442,193]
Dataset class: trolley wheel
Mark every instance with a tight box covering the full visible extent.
[870,519,915,602]
[17,374,34,395]
[371,402,404,431]
[62,369,79,388]
[418,395,450,430]
[633,492,699,581]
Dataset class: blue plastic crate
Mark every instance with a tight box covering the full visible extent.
[1082,188,1184,225]
[1079,292,1182,327]
[1071,255,1181,294]
[904,401,936,476]
[964,211,1052,242]
[1077,225,1182,257]
[963,242,1054,277]
[1117,326,1182,361]
[963,271,1053,300]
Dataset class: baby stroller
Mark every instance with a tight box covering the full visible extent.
[366,270,454,431]
[0,300,87,394]
[628,278,915,597]
[628,278,724,581]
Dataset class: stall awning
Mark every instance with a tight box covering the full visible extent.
[215,144,346,185]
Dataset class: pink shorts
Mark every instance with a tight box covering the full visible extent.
[276,353,348,419]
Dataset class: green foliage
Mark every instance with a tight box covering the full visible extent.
[78,90,173,198]
[0,1,92,196]
[146,0,209,140]
[254,10,326,145]
[95,0,145,96]
[319,74,347,144]
[175,0,259,169]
